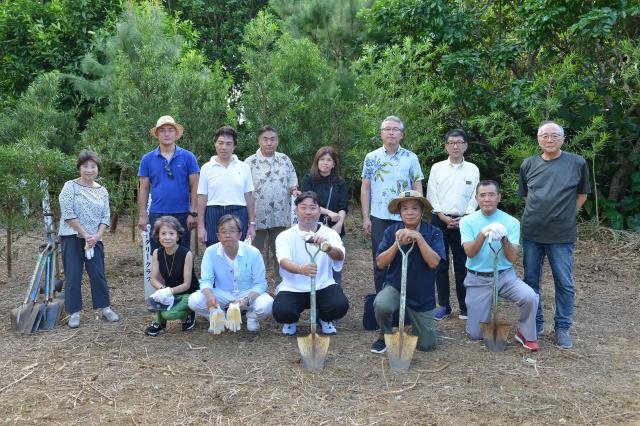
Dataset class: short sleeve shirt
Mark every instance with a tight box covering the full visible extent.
[518,152,590,243]
[376,221,444,312]
[275,224,345,293]
[138,146,200,213]
[198,155,254,206]
[459,209,520,272]
[58,180,110,237]
[245,150,298,229]
[361,146,424,220]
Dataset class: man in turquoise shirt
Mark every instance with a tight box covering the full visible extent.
[460,180,539,351]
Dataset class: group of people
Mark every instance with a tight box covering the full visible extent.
[58,114,589,353]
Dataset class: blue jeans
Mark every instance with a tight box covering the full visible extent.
[522,240,575,331]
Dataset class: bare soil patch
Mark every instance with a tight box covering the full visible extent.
[1,218,639,425]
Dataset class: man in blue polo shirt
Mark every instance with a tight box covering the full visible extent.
[371,190,444,354]
[138,116,200,252]
[459,180,539,351]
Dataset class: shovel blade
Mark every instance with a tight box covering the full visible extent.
[480,321,512,352]
[297,333,330,369]
[384,331,418,371]
[10,303,44,335]
[40,299,64,330]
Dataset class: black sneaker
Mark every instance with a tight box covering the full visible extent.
[145,321,166,337]
[182,311,196,331]
[370,337,387,354]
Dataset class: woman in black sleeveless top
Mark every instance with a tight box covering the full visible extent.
[145,216,199,336]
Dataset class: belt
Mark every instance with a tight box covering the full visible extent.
[467,268,511,278]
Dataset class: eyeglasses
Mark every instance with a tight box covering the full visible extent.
[445,141,467,146]
[164,163,173,179]
[381,127,402,133]
[537,133,563,141]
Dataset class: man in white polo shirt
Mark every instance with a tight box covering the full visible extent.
[427,129,479,321]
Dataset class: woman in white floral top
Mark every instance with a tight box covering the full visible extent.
[58,150,119,328]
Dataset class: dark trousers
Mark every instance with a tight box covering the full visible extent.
[148,212,191,253]
[272,285,349,324]
[431,214,467,313]
[204,205,249,246]
[60,236,110,314]
[371,216,401,293]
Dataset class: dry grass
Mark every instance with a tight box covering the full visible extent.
[0,217,639,425]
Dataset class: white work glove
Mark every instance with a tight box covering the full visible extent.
[84,246,94,260]
[482,223,508,241]
[150,287,175,311]
[208,306,226,335]
[225,302,242,332]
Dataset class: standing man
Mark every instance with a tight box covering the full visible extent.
[245,125,300,285]
[361,115,424,293]
[371,191,444,354]
[460,180,539,351]
[427,129,479,321]
[519,120,590,349]
[138,115,200,252]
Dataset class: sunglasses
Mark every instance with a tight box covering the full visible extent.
[164,163,174,179]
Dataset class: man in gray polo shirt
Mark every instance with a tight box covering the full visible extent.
[518,120,590,349]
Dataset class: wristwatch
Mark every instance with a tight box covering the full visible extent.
[320,241,331,253]
[189,211,198,217]
[249,221,256,225]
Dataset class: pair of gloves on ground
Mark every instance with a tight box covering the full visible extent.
[482,223,508,241]
[208,303,242,334]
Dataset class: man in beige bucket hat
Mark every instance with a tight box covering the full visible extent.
[138,115,200,252]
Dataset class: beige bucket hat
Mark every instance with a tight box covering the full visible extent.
[150,115,184,139]
[388,190,433,214]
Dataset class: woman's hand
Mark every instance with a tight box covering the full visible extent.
[331,222,343,234]
[85,233,100,247]
[327,210,340,222]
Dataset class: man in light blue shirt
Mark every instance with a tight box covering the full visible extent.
[460,180,539,351]
[361,115,424,293]
[188,215,273,332]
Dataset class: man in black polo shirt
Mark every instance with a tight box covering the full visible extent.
[370,190,445,354]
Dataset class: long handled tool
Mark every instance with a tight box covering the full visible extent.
[297,238,330,369]
[384,241,418,371]
[40,187,63,330]
[480,242,512,352]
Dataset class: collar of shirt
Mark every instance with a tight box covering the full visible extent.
[154,145,183,159]
[216,241,246,259]
[447,157,465,168]
[381,145,406,159]
[210,154,240,167]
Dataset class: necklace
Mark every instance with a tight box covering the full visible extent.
[163,249,176,277]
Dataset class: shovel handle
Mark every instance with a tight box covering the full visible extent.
[304,238,322,335]
[395,240,415,334]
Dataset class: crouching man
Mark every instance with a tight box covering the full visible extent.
[188,215,273,332]
[370,191,445,354]
[272,191,349,336]
[459,180,539,351]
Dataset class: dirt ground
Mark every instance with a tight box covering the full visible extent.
[1,217,639,425]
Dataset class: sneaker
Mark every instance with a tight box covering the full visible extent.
[182,311,196,331]
[458,311,468,320]
[370,337,387,354]
[536,323,544,335]
[319,320,337,335]
[514,327,539,351]
[555,329,573,349]
[145,321,166,337]
[102,307,120,322]
[282,323,297,336]
[68,312,80,329]
[434,306,450,321]
[246,316,260,332]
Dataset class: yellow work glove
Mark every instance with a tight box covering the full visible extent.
[225,302,242,332]
[208,306,225,335]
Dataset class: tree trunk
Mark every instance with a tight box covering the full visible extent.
[6,226,12,278]
[110,213,119,233]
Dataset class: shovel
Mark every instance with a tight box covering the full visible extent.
[480,242,512,352]
[384,241,418,371]
[10,243,51,334]
[41,246,64,330]
[297,238,330,369]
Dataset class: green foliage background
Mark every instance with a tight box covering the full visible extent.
[1,0,639,239]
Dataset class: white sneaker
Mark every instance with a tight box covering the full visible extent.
[282,323,297,336]
[246,316,260,332]
[102,307,120,322]
[68,312,80,328]
[319,320,337,335]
